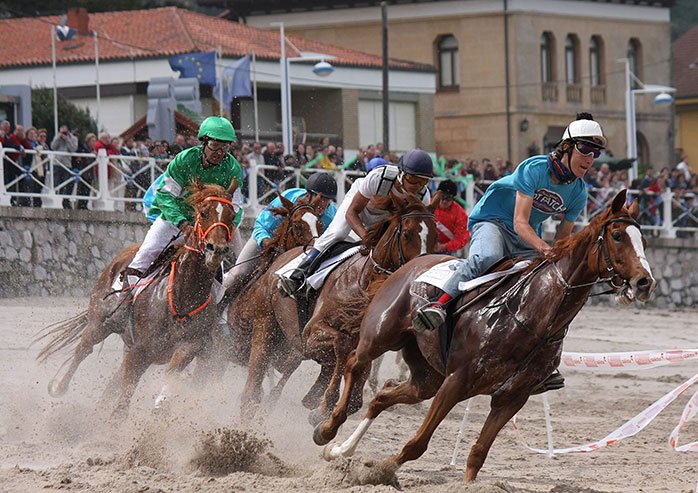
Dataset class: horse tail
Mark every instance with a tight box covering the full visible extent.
[33,311,89,364]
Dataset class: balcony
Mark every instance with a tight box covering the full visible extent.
[542,82,558,102]
[566,84,582,103]
[590,85,606,104]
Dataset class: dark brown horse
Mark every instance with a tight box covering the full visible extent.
[36,180,239,417]
[239,191,439,423]
[315,190,655,482]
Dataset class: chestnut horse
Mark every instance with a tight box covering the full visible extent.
[316,190,655,482]
[36,180,239,417]
[239,191,439,423]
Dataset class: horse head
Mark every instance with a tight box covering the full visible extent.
[365,191,438,272]
[266,192,324,255]
[186,178,239,271]
[589,189,655,304]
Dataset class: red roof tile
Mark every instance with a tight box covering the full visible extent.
[673,25,698,99]
[0,7,433,72]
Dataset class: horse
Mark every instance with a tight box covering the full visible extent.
[238,190,439,424]
[315,189,655,483]
[36,180,239,417]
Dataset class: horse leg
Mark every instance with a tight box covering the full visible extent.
[396,351,409,382]
[301,364,332,410]
[111,348,151,419]
[464,394,529,482]
[309,333,355,426]
[154,340,205,409]
[48,317,113,398]
[268,350,302,406]
[368,354,385,395]
[240,315,273,424]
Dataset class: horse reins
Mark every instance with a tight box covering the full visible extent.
[184,196,236,254]
[371,211,435,274]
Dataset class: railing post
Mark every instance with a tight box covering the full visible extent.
[92,149,114,211]
[465,175,475,215]
[41,152,61,209]
[0,149,10,206]
[336,169,346,205]
[660,190,676,238]
[248,163,259,213]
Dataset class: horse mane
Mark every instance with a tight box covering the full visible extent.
[548,209,609,261]
[363,192,427,249]
[186,180,230,207]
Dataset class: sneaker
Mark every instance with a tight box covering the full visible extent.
[530,369,565,395]
[413,303,447,332]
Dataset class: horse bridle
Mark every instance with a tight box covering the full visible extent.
[371,211,435,274]
[594,216,643,290]
[185,196,237,254]
[282,203,318,251]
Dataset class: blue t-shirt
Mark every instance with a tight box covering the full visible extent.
[143,174,165,223]
[469,155,587,236]
[253,188,337,247]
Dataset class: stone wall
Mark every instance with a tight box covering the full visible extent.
[1,206,696,308]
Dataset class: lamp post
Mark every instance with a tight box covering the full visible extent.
[623,58,676,184]
[274,22,335,153]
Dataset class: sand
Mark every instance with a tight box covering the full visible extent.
[1,297,697,493]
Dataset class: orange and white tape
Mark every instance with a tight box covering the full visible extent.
[561,349,698,370]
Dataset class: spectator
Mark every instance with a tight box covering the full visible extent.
[71,132,97,210]
[336,146,345,167]
[320,145,337,170]
[51,125,79,209]
[8,125,36,207]
[295,143,307,166]
[121,137,141,211]
[246,142,264,167]
[676,155,691,181]
[305,144,316,164]
[186,135,199,148]
[434,179,470,255]
[24,127,44,207]
[169,134,187,155]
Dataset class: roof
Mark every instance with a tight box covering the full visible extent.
[120,111,200,141]
[0,7,432,72]
[673,25,698,99]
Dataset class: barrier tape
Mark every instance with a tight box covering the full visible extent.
[509,347,698,455]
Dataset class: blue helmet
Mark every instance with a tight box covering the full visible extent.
[399,149,434,178]
[366,156,388,172]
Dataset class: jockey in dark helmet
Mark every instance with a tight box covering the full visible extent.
[278,148,434,297]
[220,172,338,299]
[414,112,606,394]
[121,116,244,291]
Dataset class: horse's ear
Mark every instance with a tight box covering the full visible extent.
[311,192,330,215]
[428,191,441,213]
[227,177,238,195]
[610,189,628,215]
[628,198,640,219]
[279,193,294,210]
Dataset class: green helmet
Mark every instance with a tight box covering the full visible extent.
[197,116,236,142]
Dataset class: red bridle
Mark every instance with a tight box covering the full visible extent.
[185,196,236,253]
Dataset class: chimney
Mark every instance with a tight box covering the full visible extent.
[67,7,90,36]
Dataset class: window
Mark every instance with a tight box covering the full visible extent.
[540,32,554,83]
[436,35,459,89]
[589,35,604,86]
[628,38,643,89]
[565,34,579,84]
[358,100,416,152]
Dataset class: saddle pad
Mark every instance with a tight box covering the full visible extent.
[276,246,362,290]
[414,259,532,292]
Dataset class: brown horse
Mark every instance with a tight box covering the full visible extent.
[316,189,655,482]
[36,180,238,417]
[239,190,439,423]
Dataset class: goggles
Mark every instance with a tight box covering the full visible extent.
[206,140,232,152]
[403,173,430,187]
[574,140,603,159]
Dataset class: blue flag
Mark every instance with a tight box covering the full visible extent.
[168,51,216,86]
[214,55,252,107]
[56,24,77,41]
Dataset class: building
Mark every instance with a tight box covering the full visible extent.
[673,24,698,169]
[226,0,675,170]
[0,7,435,153]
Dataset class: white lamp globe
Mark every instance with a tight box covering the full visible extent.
[313,61,334,77]
[654,92,674,105]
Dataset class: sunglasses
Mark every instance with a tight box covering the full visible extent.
[207,140,231,152]
[403,173,429,187]
[574,140,603,158]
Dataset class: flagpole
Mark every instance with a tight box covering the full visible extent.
[252,51,259,143]
[51,25,59,137]
[217,45,224,116]
[93,30,101,132]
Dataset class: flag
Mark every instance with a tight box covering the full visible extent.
[214,55,252,107]
[56,24,77,41]
[168,51,216,86]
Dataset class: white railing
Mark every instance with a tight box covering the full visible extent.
[1,147,697,239]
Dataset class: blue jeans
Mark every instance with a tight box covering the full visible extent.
[442,220,538,296]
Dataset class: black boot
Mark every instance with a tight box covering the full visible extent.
[530,369,565,395]
[278,253,318,297]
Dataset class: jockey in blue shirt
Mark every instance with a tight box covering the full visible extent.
[221,172,338,298]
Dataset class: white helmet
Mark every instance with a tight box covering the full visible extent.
[562,118,607,147]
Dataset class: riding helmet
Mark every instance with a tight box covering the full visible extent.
[437,179,458,197]
[366,156,388,172]
[561,113,607,147]
[399,149,434,178]
[305,172,337,200]
[197,116,236,142]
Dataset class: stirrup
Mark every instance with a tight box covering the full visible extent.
[530,370,565,395]
[277,273,303,298]
[413,303,446,332]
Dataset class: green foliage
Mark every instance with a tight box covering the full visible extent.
[672,0,698,40]
[31,87,97,141]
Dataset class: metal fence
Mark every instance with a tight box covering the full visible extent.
[1,148,696,239]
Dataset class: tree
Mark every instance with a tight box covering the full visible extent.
[31,87,98,142]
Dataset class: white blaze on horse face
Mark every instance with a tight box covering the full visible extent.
[215,202,224,220]
[418,220,429,255]
[626,225,653,277]
[302,211,319,238]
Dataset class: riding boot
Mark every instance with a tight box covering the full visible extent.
[530,369,565,395]
[413,291,452,332]
[278,249,320,297]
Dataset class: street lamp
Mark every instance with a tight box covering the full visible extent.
[274,22,335,153]
[623,58,676,183]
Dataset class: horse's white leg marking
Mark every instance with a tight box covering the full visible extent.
[154,383,171,409]
[302,212,319,238]
[328,417,374,458]
[419,220,429,255]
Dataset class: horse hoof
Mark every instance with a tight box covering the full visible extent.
[313,422,331,446]
[322,442,339,461]
[47,379,67,398]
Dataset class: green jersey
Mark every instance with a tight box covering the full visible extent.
[150,146,244,227]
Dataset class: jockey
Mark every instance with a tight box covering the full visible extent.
[433,179,470,255]
[278,148,434,297]
[414,112,606,392]
[220,172,339,298]
[121,116,244,288]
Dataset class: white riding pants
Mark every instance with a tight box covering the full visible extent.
[128,217,184,272]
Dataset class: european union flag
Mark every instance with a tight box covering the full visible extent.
[168,51,216,86]
[214,55,252,107]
